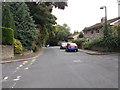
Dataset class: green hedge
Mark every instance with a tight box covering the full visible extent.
[82,37,120,52]
[1,27,14,45]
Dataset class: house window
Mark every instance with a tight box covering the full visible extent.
[91,30,93,34]
[96,29,99,33]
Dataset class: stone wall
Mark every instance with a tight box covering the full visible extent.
[1,45,14,60]
[84,29,104,40]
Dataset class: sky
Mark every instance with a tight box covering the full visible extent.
[52,0,118,33]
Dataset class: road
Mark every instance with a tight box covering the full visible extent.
[1,46,118,88]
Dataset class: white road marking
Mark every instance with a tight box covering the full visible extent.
[24,67,29,70]
[13,76,21,81]
[3,76,8,80]
[11,81,17,88]
[16,67,20,69]
[19,65,23,67]
[73,60,82,63]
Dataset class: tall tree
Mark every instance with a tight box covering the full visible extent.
[8,2,36,49]
[2,3,15,30]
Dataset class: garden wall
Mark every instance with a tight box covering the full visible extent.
[1,45,14,60]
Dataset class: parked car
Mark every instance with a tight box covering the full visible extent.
[65,43,78,52]
[60,42,67,49]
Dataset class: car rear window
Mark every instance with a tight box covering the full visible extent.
[62,43,67,45]
[70,43,77,45]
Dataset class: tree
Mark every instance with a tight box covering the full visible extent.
[73,31,79,34]
[48,24,71,46]
[2,3,15,30]
[8,2,36,50]
[79,32,84,38]
[26,2,68,47]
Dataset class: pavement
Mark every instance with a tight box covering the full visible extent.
[0,48,44,64]
[0,47,119,64]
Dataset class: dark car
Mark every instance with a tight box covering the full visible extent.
[60,43,67,49]
[66,43,78,52]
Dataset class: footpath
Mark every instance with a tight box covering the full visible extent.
[79,49,119,55]
[0,48,44,64]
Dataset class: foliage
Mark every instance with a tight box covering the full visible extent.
[8,2,36,50]
[83,37,120,52]
[32,42,39,52]
[73,38,86,48]
[82,41,90,49]
[48,24,71,46]
[13,39,23,54]
[26,2,57,47]
[79,32,84,38]
[2,3,15,30]
[73,30,79,34]
[1,27,14,45]
[109,24,119,37]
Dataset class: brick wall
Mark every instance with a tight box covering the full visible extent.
[1,45,14,60]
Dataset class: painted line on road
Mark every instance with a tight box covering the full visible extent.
[13,76,21,81]
[0,76,9,82]
[24,67,29,70]
[11,81,17,88]
[73,60,82,63]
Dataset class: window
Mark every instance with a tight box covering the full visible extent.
[91,30,93,34]
[96,29,99,33]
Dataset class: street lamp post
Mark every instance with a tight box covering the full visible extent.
[100,6,109,38]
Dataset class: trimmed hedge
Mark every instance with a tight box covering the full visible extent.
[1,27,14,45]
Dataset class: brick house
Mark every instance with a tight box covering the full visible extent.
[83,17,120,41]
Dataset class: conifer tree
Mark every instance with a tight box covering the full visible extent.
[8,2,36,49]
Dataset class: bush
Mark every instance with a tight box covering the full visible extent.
[73,38,86,48]
[85,37,120,52]
[1,27,14,45]
[13,39,23,54]
[82,41,91,49]
[32,43,39,52]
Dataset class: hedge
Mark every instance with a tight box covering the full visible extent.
[82,37,120,52]
[1,27,14,45]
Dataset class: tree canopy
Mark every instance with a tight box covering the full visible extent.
[5,2,36,49]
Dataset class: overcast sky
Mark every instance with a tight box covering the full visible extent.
[52,0,118,33]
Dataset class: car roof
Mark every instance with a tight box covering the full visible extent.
[68,43,77,45]
[62,43,67,44]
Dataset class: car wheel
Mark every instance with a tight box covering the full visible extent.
[76,49,78,52]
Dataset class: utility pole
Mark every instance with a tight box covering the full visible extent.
[100,6,109,38]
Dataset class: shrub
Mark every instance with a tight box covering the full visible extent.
[32,43,39,52]
[1,27,14,45]
[82,41,91,49]
[13,39,23,54]
[73,38,86,48]
[86,37,120,52]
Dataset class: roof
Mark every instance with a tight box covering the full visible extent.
[68,34,79,39]
[83,17,120,32]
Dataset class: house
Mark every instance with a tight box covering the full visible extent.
[83,17,120,41]
[68,34,79,42]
